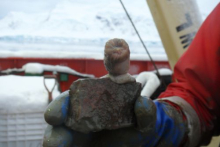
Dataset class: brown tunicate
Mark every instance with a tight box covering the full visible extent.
[104,38,130,76]
[65,78,141,133]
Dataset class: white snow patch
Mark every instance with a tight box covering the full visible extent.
[0,75,60,113]
[0,50,168,61]
[153,68,173,76]
[22,63,94,78]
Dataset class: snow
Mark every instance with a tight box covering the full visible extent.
[153,68,173,76]
[1,63,95,77]
[0,0,155,38]
[23,63,94,78]
[0,0,165,60]
[0,75,60,113]
[0,50,168,61]
[0,0,218,59]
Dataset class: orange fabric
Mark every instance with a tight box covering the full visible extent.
[159,3,220,144]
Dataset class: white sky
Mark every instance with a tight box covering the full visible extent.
[0,0,219,19]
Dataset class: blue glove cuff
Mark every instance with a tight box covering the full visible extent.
[143,100,186,147]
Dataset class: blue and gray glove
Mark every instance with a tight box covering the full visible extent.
[43,91,188,147]
[43,91,92,147]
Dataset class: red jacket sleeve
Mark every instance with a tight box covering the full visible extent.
[159,3,220,144]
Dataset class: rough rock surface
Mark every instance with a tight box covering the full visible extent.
[65,78,141,133]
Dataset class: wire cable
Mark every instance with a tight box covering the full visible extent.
[119,0,166,87]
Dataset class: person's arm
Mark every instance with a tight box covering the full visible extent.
[159,3,220,146]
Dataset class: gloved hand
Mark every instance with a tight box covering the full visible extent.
[133,96,188,147]
[43,91,188,147]
[83,96,188,147]
[43,91,92,147]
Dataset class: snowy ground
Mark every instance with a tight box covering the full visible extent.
[0,75,60,113]
[0,75,60,146]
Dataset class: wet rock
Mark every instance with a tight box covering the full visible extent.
[65,78,141,133]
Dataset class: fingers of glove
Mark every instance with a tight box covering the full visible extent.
[44,91,70,126]
[43,125,92,147]
[43,125,73,147]
[134,96,156,132]
[90,126,147,147]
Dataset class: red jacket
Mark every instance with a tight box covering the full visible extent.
[159,3,220,145]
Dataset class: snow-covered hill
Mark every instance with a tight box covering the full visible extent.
[0,0,157,38]
[0,0,217,59]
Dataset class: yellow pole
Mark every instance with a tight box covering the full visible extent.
[147,0,202,69]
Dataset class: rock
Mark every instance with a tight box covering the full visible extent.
[65,78,141,133]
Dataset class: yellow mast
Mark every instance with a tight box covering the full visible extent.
[147,0,202,69]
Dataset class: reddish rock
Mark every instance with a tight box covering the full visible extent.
[65,78,141,133]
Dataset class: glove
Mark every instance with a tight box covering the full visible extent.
[43,92,188,147]
[83,96,188,147]
[43,124,94,147]
[44,91,70,126]
[134,96,187,147]
[43,91,93,147]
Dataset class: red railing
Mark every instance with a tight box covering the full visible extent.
[0,57,170,92]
